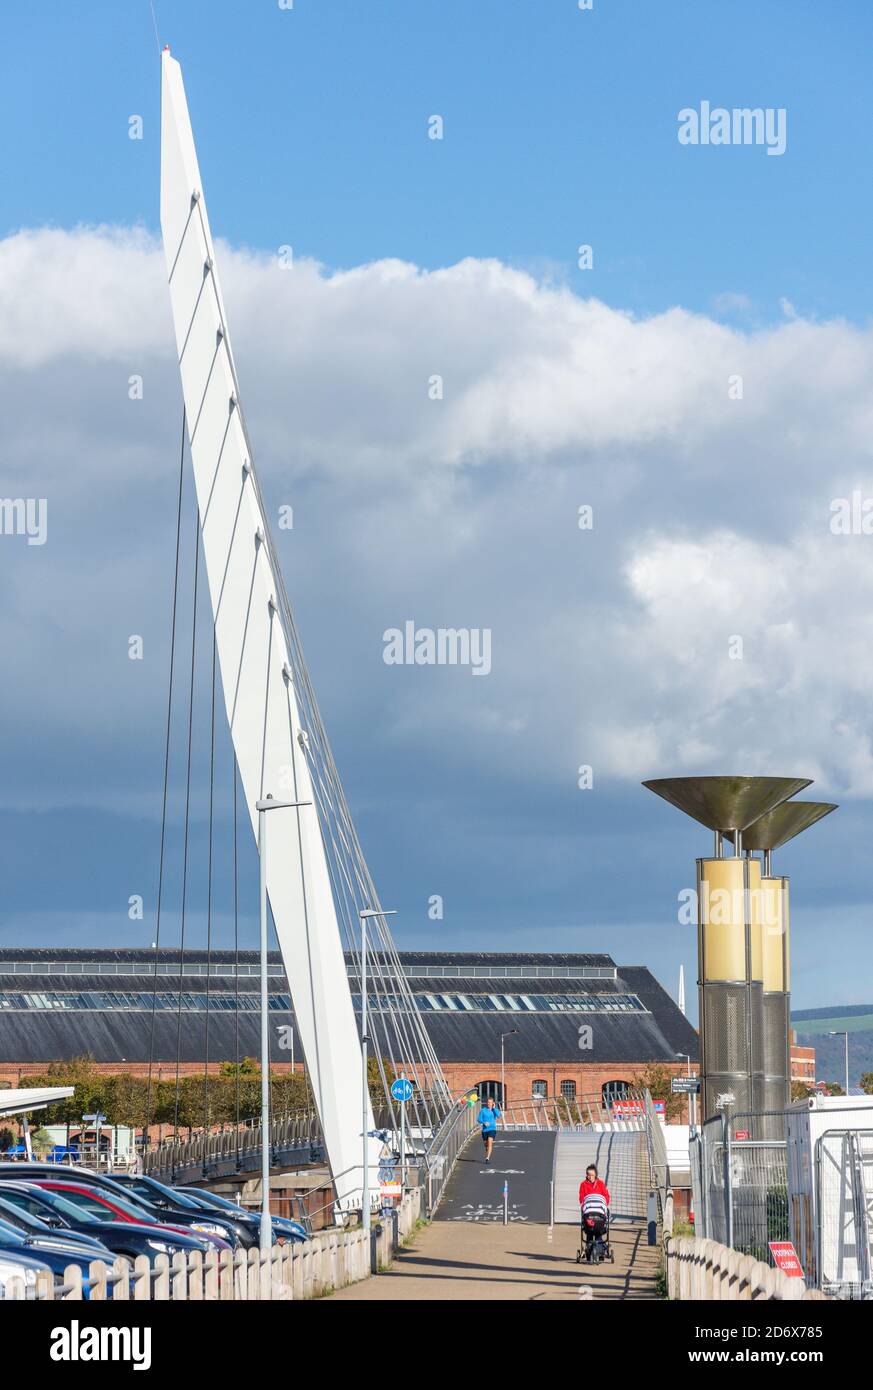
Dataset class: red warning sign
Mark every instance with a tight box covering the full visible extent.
[769,1241,803,1277]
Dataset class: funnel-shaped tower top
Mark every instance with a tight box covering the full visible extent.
[642,775,812,832]
[723,799,837,852]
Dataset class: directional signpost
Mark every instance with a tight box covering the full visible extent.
[390,1077,414,1194]
[83,1112,108,1167]
[671,1077,700,1094]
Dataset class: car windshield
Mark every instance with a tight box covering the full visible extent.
[1,1187,99,1226]
[124,1178,200,1211]
[42,1187,158,1224]
[0,1200,46,1233]
[0,1216,26,1243]
[183,1188,246,1215]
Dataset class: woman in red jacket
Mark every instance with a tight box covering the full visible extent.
[578,1164,610,1211]
[579,1163,612,1263]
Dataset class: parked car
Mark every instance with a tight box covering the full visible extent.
[0,1193,110,1255]
[111,1174,260,1250]
[0,1216,109,1298]
[30,1179,234,1252]
[0,1164,240,1249]
[0,1249,53,1299]
[179,1185,308,1244]
[0,1182,212,1269]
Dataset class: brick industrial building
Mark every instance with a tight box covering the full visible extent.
[0,948,698,1105]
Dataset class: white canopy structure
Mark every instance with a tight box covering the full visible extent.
[0,1087,74,1120]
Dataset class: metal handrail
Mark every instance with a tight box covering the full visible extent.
[143,1108,322,1180]
[498,1089,649,1132]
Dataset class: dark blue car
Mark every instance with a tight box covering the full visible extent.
[0,1215,113,1298]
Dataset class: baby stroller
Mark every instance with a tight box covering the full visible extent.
[576,1192,614,1265]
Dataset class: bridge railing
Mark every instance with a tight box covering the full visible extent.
[498,1090,649,1132]
[422,1100,477,1215]
[143,1109,323,1183]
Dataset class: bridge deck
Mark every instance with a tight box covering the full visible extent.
[328,1131,660,1302]
[553,1130,649,1222]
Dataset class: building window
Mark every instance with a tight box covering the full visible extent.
[476,1079,503,1107]
[560,1080,577,1100]
[602,1079,630,1108]
[531,1080,547,1099]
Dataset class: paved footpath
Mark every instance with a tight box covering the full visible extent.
[328,1133,661,1302]
[327,1213,660,1301]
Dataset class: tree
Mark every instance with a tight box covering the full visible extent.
[860,1072,873,1095]
[791,1080,816,1102]
[25,1055,106,1129]
[629,1064,686,1122]
[101,1074,150,1130]
[31,1127,54,1155]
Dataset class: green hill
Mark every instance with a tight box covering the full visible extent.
[791,1005,873,1089]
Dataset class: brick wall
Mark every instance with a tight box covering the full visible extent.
[790,1044,815,1083]
[439,1059,693,1105]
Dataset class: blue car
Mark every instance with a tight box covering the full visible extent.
[0,1182,211,1270]
[180,1186,308,1243]
[0,1193,109,1256]
[0,1216,115,1298]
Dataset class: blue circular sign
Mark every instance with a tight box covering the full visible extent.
[391,1078,414,1103]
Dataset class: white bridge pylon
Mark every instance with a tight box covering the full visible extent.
[159,48,383,1208]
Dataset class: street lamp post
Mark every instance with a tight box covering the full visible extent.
[358,909,397,1236]
[827,1030,850,1097]
[500,1029,518,1111]
[255,795,311,1258]
[676,1052,695,1129]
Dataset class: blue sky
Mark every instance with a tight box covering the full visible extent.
[1,1,872,1019]
[3,1,872,319]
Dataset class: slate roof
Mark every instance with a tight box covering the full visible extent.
[0,949,698,1065]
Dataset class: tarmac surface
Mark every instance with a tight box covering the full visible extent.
[434,1132,556,1225]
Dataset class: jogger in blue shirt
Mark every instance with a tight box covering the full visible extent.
[477,1095,501,1164]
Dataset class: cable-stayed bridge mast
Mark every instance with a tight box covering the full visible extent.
[159,48,447,1209]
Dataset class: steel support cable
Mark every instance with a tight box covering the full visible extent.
[172,513,201,1141]
[303,733,441,1135]
[233,753,241,1165]
[199,240,448,1115]
[292,673,445,1123]
[273,656,328,1124]
[293,728,406,1120]
[202,626,217,1143]
[146,407,187,1144]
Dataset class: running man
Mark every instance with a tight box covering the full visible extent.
[477,1094,501,1164]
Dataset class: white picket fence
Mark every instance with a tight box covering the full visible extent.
[665,1235,829,1302]
[6,1189,422,1302]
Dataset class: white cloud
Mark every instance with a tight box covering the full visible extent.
[3,226,873,816]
